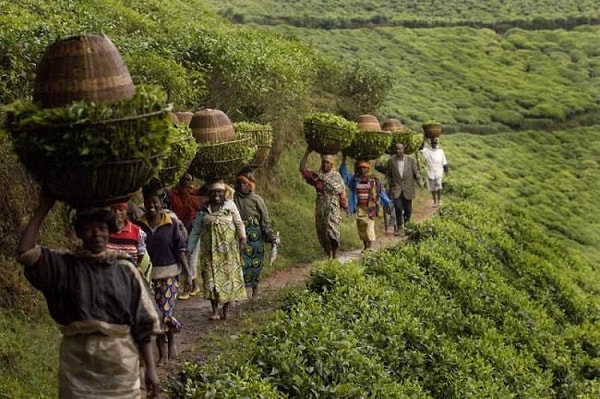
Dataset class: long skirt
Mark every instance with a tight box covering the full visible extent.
[242,217,266,288]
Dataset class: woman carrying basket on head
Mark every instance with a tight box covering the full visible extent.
[299,146,348,259]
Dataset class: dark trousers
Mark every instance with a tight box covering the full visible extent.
[393,193,412,228]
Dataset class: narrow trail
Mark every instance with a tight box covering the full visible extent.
[153,195,438,394]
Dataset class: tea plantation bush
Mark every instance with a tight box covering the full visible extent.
[170,185,600,398]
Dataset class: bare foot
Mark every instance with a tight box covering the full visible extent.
[208,312,221,321]
[157,357,166,367]
[168,341,178,360]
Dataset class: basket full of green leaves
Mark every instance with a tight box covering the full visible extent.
[3,85,173,207]
[157,125,197,187]
[188,134,257,181]
[387,127,425,155]
[303,112,357,155]
[343,130,392,160]
[233,121,273,168]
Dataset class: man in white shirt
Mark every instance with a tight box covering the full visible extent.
[420,138,448,207]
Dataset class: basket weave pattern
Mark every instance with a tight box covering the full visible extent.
[422,124,443,138]
[344,130,392,160]
[189,136,257,180]
[33,35,135,108]
[40,155,160,207]
[243,128,273,167]
[190,109,235,143]
[304,121,355,154]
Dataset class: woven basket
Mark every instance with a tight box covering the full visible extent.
[238,127,273,168]
[382,118,404,133]
[174,111,194,127]
[343,130,392,160]
[189,136,257,180]
[33,34,135,108]
[422,123,443,138]
[356,114,381,132]
[190,109,235,144]
[39,155,160,207]
[304,121,355,154]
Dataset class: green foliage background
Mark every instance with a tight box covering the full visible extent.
[0,0,599,397]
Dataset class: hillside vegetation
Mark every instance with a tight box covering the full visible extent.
[204,0,600,27]
[1,0,599,397]
[170,130,600,398]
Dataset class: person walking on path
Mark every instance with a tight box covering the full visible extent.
[376,143,423,235]
[167,173,204,297]
[233,172,280,298]
[135,184,192,365]
[299,147,348,259]
[17,193,163,398]
[420,137,448,207]
[339,157,391,251]
[187,181,248,320]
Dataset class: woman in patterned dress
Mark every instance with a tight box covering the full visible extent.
[233,172,279,298]
[299,147,348,259]
[135,185,192,364]
[187,181,248,320]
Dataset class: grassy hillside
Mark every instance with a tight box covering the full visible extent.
[1,0,600,396]
[169,130,600,398]
[259,25,600,131]
[203,0,600,26]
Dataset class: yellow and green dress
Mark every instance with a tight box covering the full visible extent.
[187,200,248,303]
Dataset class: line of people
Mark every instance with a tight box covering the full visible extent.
[16,171,278,398]
[299,137,448,257]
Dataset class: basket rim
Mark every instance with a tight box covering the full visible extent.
[196,136,253,149]
[55,154,162,167]
[304,120,355,133]
[15,110,166,131]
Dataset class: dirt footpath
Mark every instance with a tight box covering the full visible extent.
[152,195,437,394]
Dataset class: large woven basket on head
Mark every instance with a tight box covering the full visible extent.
[422,123,443,138]
[190,109,235,144]
[303,113,357,155]
[33,34,135,108]
[189,136,257,180]
[356,114,381,132]
[382,118,404,133]
[40,155,161,207]
[343,130,392,160]
[233,122,273,168]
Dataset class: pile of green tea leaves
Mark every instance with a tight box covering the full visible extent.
[3,85,173,174]
[157,125,197,186]
[388,127,426,155]
[343,130,392,160]
[303,112,357,154]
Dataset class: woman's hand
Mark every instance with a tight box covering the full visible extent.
[239,237,247,253]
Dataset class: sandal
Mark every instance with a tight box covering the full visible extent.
[189,287,201,296]
[208,313,221,321]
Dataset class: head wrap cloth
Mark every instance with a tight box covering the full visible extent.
[236,174,256,191]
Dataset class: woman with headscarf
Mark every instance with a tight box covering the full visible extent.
[187,181,248,320]
[299,146,348,259]
[339,157,391,251]
[233,172,279,298]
